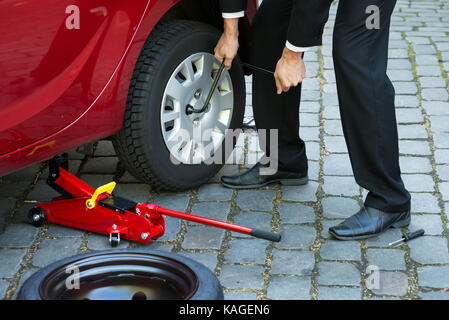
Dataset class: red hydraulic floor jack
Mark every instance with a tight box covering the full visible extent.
[28,156,281,247]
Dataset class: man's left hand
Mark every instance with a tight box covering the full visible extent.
[274,47,306,95]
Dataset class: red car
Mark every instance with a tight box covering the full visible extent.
[0,0,257,190]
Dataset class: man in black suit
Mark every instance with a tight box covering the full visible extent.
[215,0,411,240]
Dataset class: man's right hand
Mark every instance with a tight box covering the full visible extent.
[214,18,239,70]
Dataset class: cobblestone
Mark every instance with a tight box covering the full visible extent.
[266,276,312,300]
[409,236,449,264]
[190,202,231,226]
[236,190,276,211]
[418,266,449,289]
[32,238,82,268]
[323,176,360,197]
[0,281,9,299]
[270,250,315,276]
[197,184,233,201]
[402,174,435,192]
[321,197,360,219]
[399,157,432,173]
[219,265,265,290]
[281,182,318,202]
[411,193,441,213]
[410,214,444,235]
[370,271,409,297]
[0,224,38,248]
[318,287,361,300]
[398,125,429,139]
[320,240,361,261]
[179,252,218,272]
[0,249,26,278]
[317,262,360,286]
[275,225,316,250]
[422,102,449,116]
[366,249,406,271]
[224,239,267,265]
[277,203,315,224]
[182,226,225,250]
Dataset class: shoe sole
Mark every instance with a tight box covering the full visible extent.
[221,176,309,189]
[328,214,411,241]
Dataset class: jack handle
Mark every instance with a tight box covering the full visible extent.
[138,204,281,242]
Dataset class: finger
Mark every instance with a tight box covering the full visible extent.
[274,75,282,95]
[214,46,223,60]
[224,57,233,70]
[276,81,283,95]
[215,52,223,63]
[281,79,290,93]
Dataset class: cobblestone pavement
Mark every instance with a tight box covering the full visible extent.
[1,0,449,300]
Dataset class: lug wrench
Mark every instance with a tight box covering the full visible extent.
[185,59,275,116]
[241,62,274,75]
[186,59,227,115]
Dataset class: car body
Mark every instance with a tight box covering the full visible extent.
[0,0,257,179]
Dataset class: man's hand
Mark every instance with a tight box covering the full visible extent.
[274,47,306,94]
[214,18,239,70]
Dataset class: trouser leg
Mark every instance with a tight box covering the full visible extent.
[332,0,411,212]
[251,0,308,174]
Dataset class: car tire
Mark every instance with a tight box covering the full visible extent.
[17,249,224,300]
[113,20,246,191]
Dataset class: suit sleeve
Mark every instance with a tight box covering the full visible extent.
[287,0,333,48]
[219,0,247,15]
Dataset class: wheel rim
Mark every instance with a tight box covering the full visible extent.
[161,52,234,165]
[39,252,199,300]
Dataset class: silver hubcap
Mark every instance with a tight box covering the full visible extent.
[160,53,234,165]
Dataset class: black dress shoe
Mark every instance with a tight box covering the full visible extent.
[220,163,308,189]
[329,206,411,240]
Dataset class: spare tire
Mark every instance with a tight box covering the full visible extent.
[17,249,223,300]
[113,20,246,191]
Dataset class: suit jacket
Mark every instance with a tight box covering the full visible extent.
[219,0,333,47]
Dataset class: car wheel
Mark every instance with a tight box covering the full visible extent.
[113,20,246,191]
[17,249,223,300]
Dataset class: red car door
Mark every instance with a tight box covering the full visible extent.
[0,0,148,155]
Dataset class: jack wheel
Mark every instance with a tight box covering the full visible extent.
[28,207,47,227]
[109,234,120,247]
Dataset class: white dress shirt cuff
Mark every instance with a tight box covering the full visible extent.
[222,11,245,19]
[285,41,312,53]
